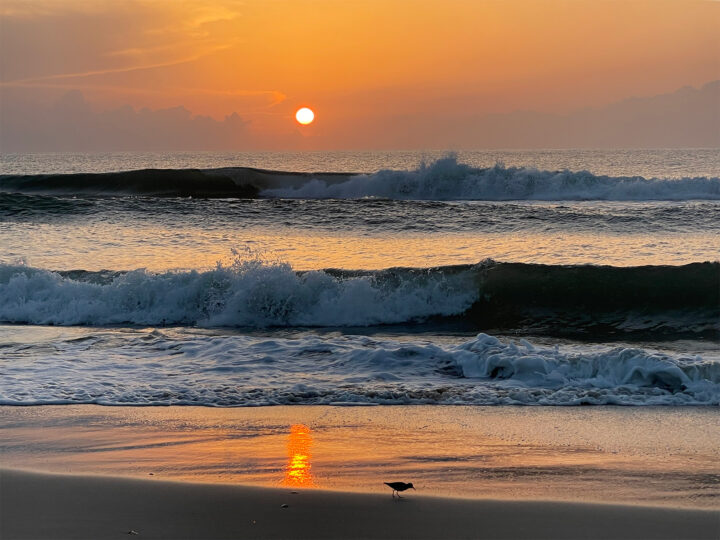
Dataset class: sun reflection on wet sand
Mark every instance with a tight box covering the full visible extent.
[282,424,315,487]
[2,406,718,507]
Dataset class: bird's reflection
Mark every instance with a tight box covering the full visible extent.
[282,424,315,487]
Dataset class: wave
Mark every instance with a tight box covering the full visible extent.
[466,260,719,337]
[0,168,260,198]
[2,331,718,406]
[0,192,96,217]
[0,259,478,328]
[262,156,720,200]
[0,259,717,337]
[451,333,720,405]
[2,157,719,201]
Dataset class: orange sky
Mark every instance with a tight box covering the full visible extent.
[1,0,718,149]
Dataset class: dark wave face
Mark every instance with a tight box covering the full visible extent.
[0,169,260,198]
[467,262,719,338]
[0,260,717,339]
[2,156,719,200]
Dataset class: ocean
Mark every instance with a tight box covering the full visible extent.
[1,149,719,408]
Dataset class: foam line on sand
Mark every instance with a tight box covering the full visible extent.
[1,469,718,540]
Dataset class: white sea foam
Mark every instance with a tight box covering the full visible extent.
[453,334,719,405]
[261,156,720,201]
[1,330,717,406]
[0,259,477,327]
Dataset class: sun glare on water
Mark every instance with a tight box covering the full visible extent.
[295,107,315,125]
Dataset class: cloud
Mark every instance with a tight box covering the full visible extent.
[1,82,717,152]
[461,81,720,149]
[311,81,720,150]
[0,90,257,152]
[2,45,233,87]
[0,1,244,85]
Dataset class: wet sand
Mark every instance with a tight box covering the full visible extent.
[2,468,718,540]
[1,405,718,508]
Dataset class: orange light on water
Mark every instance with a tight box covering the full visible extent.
[282,424,315,487]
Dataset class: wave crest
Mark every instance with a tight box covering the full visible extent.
[2,331,718,406]
[456,334,718,403]
[1,259,717,337]
[262,156,720,201]
[2,157,719,201]
[0,258,477,327]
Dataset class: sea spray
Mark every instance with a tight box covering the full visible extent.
[261,156,720,201]
[0,254,477,327]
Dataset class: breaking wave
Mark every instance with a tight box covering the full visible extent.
[1,331,718,406]
[2,156,719,201]
[453,333,719,405]
[262,156,720,201]
[0,259,717,337]
[0,258,478,328]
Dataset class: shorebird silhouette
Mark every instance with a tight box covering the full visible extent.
[384,482,415,498]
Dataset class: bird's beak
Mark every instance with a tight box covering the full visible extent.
[412,487,416,490]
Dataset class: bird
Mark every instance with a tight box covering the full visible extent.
[384,482,415,498]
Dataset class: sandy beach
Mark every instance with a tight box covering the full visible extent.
[1,405,719,539]
[2,468,718,540]
[2,405,719,507]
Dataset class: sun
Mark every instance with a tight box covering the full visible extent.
[295,107,315,125]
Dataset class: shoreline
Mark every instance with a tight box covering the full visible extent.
[2,468,718,540]
[1,404,718,510]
